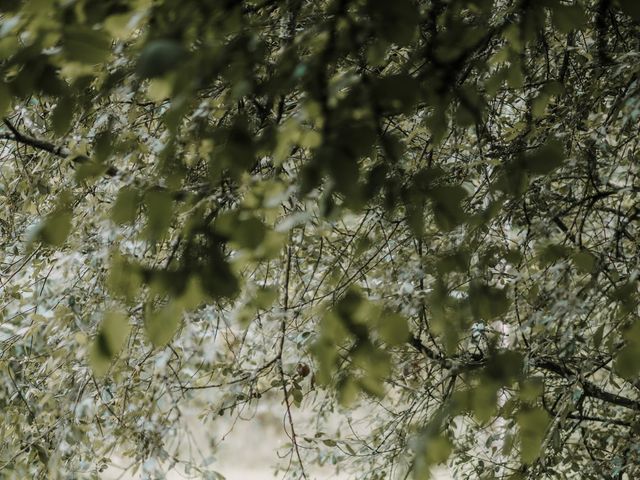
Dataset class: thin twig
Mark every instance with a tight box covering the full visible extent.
[277,240,308,479]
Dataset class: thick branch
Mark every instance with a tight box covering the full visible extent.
[2,119,69,157]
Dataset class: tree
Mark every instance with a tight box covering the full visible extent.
[1,0,639,478]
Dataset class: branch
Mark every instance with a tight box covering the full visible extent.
[534,357,640,410]
[565,413,631,427]
[410,339,640,411]
[277,241,308,480]
[2,118,69,157]
[1,118,216,201]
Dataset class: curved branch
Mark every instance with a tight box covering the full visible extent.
[2,118,69,157]
[410,338,640,411]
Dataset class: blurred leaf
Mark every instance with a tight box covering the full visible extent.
[63,26,112,64]
[74,156,108,182]
[366,0,419,45]
[51,96,74,136]
[404,187,425,237]
[107,254,142,302]
[377,311,409,346]
[593,323,605,350]
[37,210,72,247]
[337,376,360,406]
[615,321,640,379]
[552,4,587,33]
[137,39,186,78]
[372,74,420,114]
[572,250,596,273]
[437,249,470,274]
[144,189,173,241]
[469,283,509,320]
[429,186,468,231]
[112,187,140,225]
[523,139,565,175]
[90,311,130,377]
[254,286,278,309]
[519,377,544,403]
[413,431,452,479]
[517,407,550,464]
[145,302,181,347]
[485,350,523,385]
[618,0,640,21]
[538,243,571,265]
[424,435,452,465]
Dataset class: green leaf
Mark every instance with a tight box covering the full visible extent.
[94,130,115,163]
[437,249,470,274]
[197,242,240,300]
[107,254,142,302]
[377,311,409,346]
[234,217,268,250]
[572,250,596,273]
[538,243,571,265]
[37,210,72,247]
[176,276,207,310]
[618,0,640,21]
[112,187,141,225]
[145,302,181,347]
[615,344,640,379]
[517,407,550,464]
[51,96,74,136]
[469,283,509,320]
[615,321,640,379]
[403,187,426,237]
[292,387,303,407]
[105,11,144,39]
[413,431,453,479]
[366,0,419,45]
[137,39,186,78]
[74,156,108,182]
[372,74,420,114]
[0,82,9,116]
[552,4,587,33]
[254,286,278,310]
[523,139,565,175]
[215,211,268,250]
[506,63,524,89]
[352,343,390,398]
[531,92,550,118]
[337,377,360,406]
[485,350,523,384]
[610,282,637,313]
[519,377,544,404]
[90,311,131,377]
[470,384,499,422]
[424,435,452,465]
[429,185,468,231]
[144,189,173,241]
[63,26,112,64]
[593,324,605,350]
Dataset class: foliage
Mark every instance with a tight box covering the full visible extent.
[0,0,639,479]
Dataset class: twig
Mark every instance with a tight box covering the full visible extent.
[277,240,308,479]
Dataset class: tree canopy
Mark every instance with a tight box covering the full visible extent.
[1,0,640,478]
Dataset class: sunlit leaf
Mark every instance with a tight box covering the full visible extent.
[90,311,131,376]
[517,407,550,464]
[145,302,181,347]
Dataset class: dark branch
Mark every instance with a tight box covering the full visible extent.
[2,118,69,157]
[410,338,640,412]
